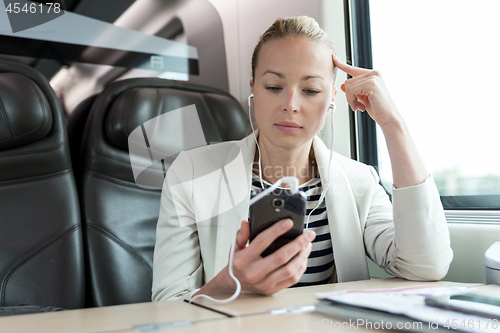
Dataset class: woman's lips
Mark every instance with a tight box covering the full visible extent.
[275,122,302,133]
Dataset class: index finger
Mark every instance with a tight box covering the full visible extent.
[247,219,293,259]
[236,220,251,249]
[332,54,370,77]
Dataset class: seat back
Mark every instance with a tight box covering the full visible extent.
[0,60,85,309]
[77,78,248,306]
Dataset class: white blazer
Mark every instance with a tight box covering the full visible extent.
[152,134,453,301]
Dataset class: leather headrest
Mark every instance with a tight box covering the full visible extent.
[105,87,191,151]
[0,73,53,151]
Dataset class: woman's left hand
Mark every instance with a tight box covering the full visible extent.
[332,55,399,129]
[333,54,430,188]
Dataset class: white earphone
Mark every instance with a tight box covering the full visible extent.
[189,93,335,304]
[247,93,335,229]
[247,93,336,226]
[248,93,265,189]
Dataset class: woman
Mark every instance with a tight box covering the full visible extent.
[152,16,453,301]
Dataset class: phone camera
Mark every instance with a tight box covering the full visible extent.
[272,198,284,208]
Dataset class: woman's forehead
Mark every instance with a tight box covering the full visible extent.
[256,37,334,79]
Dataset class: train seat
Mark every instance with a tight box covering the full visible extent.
[0,60,85,312]
[75,78,248,306]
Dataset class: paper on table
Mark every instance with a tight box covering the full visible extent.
[316,286,500,333]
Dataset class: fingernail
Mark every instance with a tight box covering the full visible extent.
[306,230,316,241]
[282,219,293,228]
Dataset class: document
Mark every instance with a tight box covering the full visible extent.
[316,286,500,332]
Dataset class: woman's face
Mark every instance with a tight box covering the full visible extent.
[251,36,335,153]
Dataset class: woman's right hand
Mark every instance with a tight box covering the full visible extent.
[230,219,315,295]
[193,219,315,298]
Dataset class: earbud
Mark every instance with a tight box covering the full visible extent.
[248,94,254,109]
[329,103,336,112]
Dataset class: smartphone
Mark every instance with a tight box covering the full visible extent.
[249,188,307,257]
[425,293,500,319]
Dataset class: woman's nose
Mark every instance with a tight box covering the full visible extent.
[282,89,299,113]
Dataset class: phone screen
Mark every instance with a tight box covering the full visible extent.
[451,294,500,307]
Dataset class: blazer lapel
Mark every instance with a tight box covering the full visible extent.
[211,134,256,275]
[313,137,369,282]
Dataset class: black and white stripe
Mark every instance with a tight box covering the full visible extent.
[251,173,335,287]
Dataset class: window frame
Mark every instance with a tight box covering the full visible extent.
[345,0,500,210]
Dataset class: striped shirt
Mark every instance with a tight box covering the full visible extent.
[251,173,335,287]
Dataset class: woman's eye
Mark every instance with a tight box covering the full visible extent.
[266,87,281,92]
[305,89,320,95]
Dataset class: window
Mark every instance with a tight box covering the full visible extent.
[351,0,500,209]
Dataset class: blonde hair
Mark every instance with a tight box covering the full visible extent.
[251,16,338,83]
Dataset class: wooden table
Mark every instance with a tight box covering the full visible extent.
[0,278,487,333]
[0,299,226,333]
[192,277,480,317]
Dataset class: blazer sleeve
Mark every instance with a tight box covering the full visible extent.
[363,167,453,281]
[152,151,204,301]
